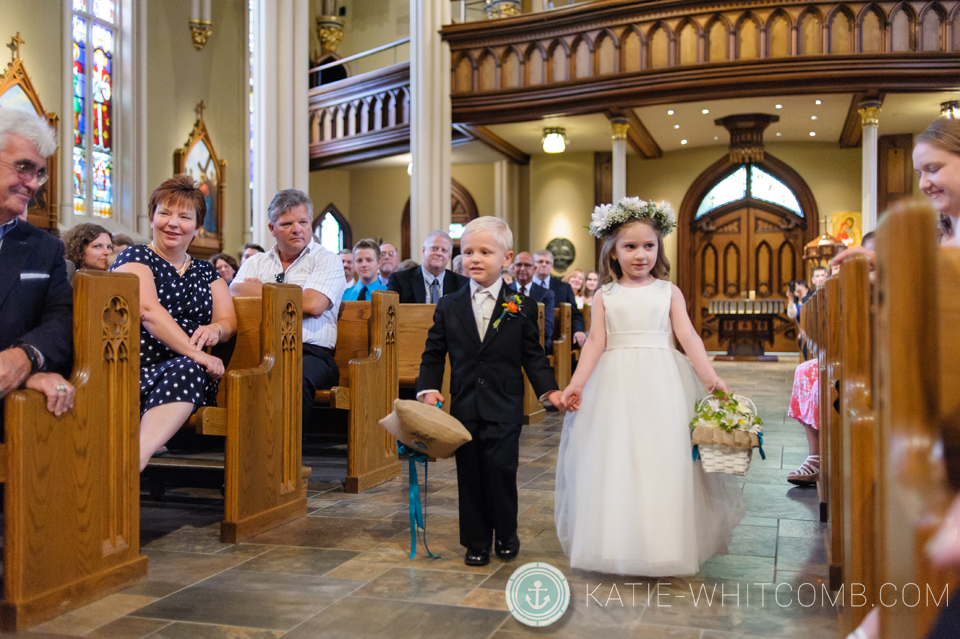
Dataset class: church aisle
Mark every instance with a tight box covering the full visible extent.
[13,359,839,639]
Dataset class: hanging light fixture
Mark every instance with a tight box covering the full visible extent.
[542,127,566,153]
[941,100,960,119]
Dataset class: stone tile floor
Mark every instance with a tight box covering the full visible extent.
[7,359,841,638]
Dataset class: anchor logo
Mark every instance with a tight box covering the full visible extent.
[525,580,551,609]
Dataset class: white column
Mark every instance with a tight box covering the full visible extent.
[860,100,881,233]
[251,0,311,246]
[610,117,629,202]
[410,0,452,251]
[493,160,520,239]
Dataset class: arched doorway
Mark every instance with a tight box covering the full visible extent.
[401,179,479,259]
[678,154,818,354]
[312,202,352,252]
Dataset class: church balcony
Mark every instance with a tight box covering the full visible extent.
[440,0,960,124]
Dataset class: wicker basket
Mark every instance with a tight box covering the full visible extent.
[691,395,762,477]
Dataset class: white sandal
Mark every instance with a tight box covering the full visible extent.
[787,455,820,486]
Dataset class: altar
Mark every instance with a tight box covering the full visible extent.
[708,299,786,361]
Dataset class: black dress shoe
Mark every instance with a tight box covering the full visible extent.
[495,535,520,560]
[465,548,490,566]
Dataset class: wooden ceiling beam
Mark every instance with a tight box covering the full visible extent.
[456,124,530,165]
[606,108,662,159]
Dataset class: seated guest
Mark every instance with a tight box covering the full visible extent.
[533,249,586,346]
[343,239,387,301]
[210,252,239,284]
[452,254,464,276]
[388,230,468,303]
[0,107,75,419]
[108,232,134,267]
[810,266,828,290]
[501,268,514,286]
[62,223,113,283]
[786,358,819,486]
[562,268,586,309]
[231,190,346,431]
[583,270,599,305]
[111,176,237,471]
[240,242,264,264]
[785,279,810,320]
[378,242,400,286]
[339,248,356,283]
[510,251,555,351]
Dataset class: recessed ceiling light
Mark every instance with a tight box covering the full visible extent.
[815,99,822,105]
[702,109,710,114]
[811,115,818,120]
[667,110,674,115]
[775,104,783,109]
[681,139,688,145]
[674,124,680,129]
[776,132,782,136]
[809,132,816,137]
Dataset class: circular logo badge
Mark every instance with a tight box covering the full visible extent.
[505,562,570,627]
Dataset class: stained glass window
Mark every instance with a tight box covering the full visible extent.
[315,212,343,253]
[72,0,115,218]
[750,166,803,217]
[696,166,747,218]
[695,165,804,219]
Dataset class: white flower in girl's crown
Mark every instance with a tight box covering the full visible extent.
[587,196,676,239]
[589,203,614,237]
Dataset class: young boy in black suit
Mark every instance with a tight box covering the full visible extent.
[418,217,563,566]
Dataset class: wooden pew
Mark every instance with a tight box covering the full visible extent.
[818,276,843,591]
[314,290,401,493]
[524,301,547,425]
[838,254,876,633]
[550,303,572,391]
[148,283,308,543]
[875,200,957,638]
[582,303,591,334]
[1,271,147,630]
[396,302,546,425]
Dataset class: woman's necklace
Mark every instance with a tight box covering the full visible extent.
[148,242,190,277]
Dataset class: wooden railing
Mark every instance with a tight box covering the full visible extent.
[441,0,960,122]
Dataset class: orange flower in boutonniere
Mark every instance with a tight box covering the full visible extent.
[493,293,525,329]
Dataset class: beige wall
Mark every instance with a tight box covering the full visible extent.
[0,1,63,119]
[312,0,410,74]
[346,166,409,249]
[528,151,596,277]
[451,164,495,218]
[146,0,248,256]
[628,142,863,280]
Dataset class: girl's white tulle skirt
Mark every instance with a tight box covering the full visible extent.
[555,347,746,576]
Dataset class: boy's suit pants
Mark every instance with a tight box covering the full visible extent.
[455,420,522,550]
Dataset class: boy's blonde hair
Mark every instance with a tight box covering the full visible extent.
[460,216,513,254]
[598,218,671,285]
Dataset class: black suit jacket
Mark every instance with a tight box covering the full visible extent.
[387,266,469,304]
[417,284,558,424]
[0,220,73,374]
[508,281,555,351]
[544,277,585,335]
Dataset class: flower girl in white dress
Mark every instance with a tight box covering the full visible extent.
[556,199,746,576]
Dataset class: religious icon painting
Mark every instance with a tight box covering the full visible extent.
[174,101,226,259]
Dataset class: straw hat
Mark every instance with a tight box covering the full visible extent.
[379,399,472,459]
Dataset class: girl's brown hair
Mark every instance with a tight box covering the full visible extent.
[598,218,671,285]
[916,118,960,157]
[147,175,207,226]
[62,223,112,269]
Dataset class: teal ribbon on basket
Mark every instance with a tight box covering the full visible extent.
[397,441,440,560]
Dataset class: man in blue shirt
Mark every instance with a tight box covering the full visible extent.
[343,238,387,301]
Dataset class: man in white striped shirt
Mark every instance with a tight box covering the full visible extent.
[231,190,346,428]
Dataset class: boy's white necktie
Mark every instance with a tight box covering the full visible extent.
[474,289,491,338]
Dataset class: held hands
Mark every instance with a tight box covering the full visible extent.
[25,373,75,416]
[544,390,564,411]
[419,392,444,407]
[560,385,582,412]
[190,323,222,350]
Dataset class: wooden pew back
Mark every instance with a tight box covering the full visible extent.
[819,276,843,591]
[524,302,547,424]
[1,271,147,630]
[552,303,572,390]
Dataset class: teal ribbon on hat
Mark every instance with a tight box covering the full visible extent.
[397,441,440,560]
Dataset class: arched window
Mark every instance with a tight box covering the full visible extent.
[312,203,352,253]
[696,164,803,219]
[71,0,116,219]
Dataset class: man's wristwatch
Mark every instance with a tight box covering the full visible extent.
[14,342,42,375]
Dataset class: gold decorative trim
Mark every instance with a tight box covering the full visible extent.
[317,16,344,54]
[610,122,630,140]
[189,21,213,51]
[859,106,881,126]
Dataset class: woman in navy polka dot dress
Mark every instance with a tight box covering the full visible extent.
[111,176,237,471]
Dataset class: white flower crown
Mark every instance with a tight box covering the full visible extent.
[588,197,676,239]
